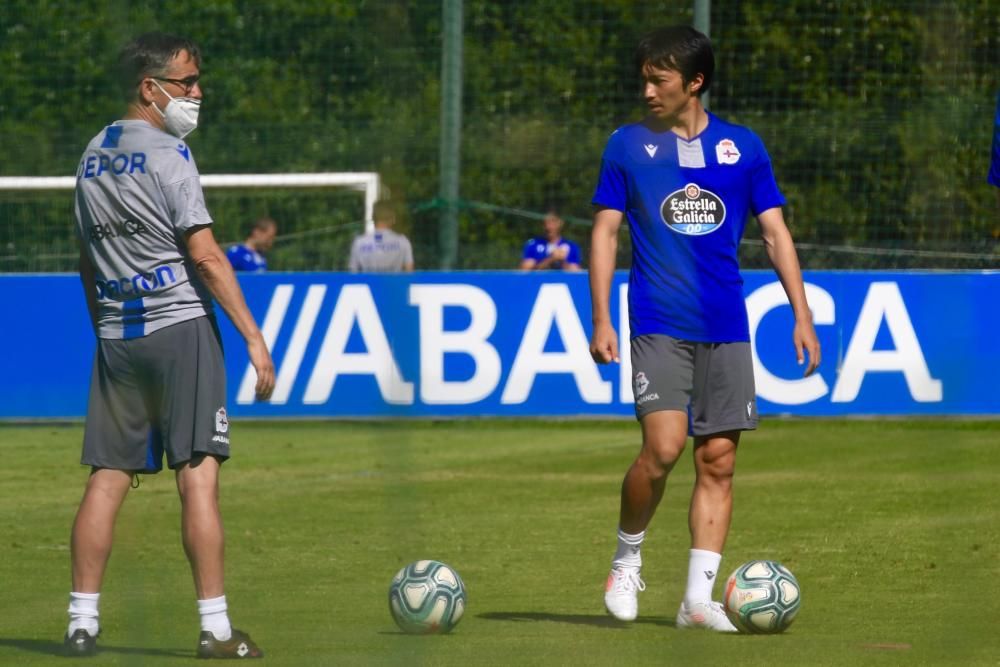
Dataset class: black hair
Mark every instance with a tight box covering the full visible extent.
[634,25,714,96]
[117,32,201,100]
[246,217,277,237]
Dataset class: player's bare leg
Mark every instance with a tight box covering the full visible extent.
[620,410,689,532]
[176,455,225,599]
[676,431,739,632]
[71,468,133,592]
[67,468,133,653]
[605,410,688,621]
[177,455,263,658]
[689,432,738,552]
[176,455,262,657]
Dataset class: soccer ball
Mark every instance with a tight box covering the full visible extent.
[723,560,801,634]
[388,560,467,634]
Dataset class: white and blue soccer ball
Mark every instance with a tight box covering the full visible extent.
[388,560,467,634]
[723,559,801,634]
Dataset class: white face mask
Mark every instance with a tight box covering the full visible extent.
[152,79,201,139]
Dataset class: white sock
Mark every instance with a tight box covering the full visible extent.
[67,592,100,637]
[684,548,722,606]
[612,529,645,568]
[198,595,232,641]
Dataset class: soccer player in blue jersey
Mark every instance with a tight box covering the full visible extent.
[65,32,273,658]
[519,209,582,271]
[226,217,278,272]
[589,26,820,631]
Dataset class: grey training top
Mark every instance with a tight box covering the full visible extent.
[74,120,214,339]
[348,229,414,272]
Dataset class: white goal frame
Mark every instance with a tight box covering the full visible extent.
[0,172,382,233]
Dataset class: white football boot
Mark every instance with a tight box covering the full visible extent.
[604,565,645,621]
[675,601,739,632]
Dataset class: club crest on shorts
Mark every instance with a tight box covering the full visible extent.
[634,371,650,396]
[215,407,229,433]
[660,183,726,236]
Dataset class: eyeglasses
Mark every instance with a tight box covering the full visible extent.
[153,75,200,93]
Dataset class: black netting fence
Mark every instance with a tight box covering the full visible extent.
[1,0,997,272]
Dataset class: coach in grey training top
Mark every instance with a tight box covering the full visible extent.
[65,31,273,659]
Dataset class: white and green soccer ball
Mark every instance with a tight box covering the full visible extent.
[723,559,801,634]
[388,560,467,634]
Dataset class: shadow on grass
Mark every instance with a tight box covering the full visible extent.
[0,638,190,658]
[477,611,675,629]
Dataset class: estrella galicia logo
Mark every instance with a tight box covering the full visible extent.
[660,183,726,236]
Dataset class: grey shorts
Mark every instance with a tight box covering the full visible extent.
[82,316,230,472]
[630,334,758,436]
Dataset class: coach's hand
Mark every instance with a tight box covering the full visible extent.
[590,321,620,364]
[794,319,821,377]
[249,336,276,400]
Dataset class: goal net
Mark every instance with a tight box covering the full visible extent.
[0,172,381,273]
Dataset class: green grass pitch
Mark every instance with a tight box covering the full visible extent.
[1,418,998,665]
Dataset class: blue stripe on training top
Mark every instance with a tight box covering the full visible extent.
[100,125,123,149]
[122,297,146,339]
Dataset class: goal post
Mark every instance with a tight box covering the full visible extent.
[0,172,382,233]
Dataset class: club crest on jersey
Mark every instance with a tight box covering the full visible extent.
[660,183,727,236]
[715,139,741,165]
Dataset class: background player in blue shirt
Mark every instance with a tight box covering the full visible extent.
[519,209,582,271]
[589,26,820,631]
[226,216,277,272]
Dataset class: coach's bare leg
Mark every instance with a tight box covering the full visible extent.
[689,432,739,553]
[619,410,689,534]
[71,468,133,592]
[176,455,225,599]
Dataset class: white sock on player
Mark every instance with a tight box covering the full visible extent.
[67,591,100,637]
[198,595,232,641]
[684,548,722,606]
[612,529,645,568]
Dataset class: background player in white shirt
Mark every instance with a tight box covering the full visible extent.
[348,199,415,272]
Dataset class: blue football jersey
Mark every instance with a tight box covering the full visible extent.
[522,236,582,268]
[226,243,267,272]
[592,112,785,342]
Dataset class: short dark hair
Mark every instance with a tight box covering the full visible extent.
[634,26,714,96]
[117,32,201,100]
[247,217,277,237]
[372,199,396,223]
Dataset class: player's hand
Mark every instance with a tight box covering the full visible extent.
[551,246,568,260]
[793,319,821,377]
[590,321,620,364]
[248,336,276,400]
